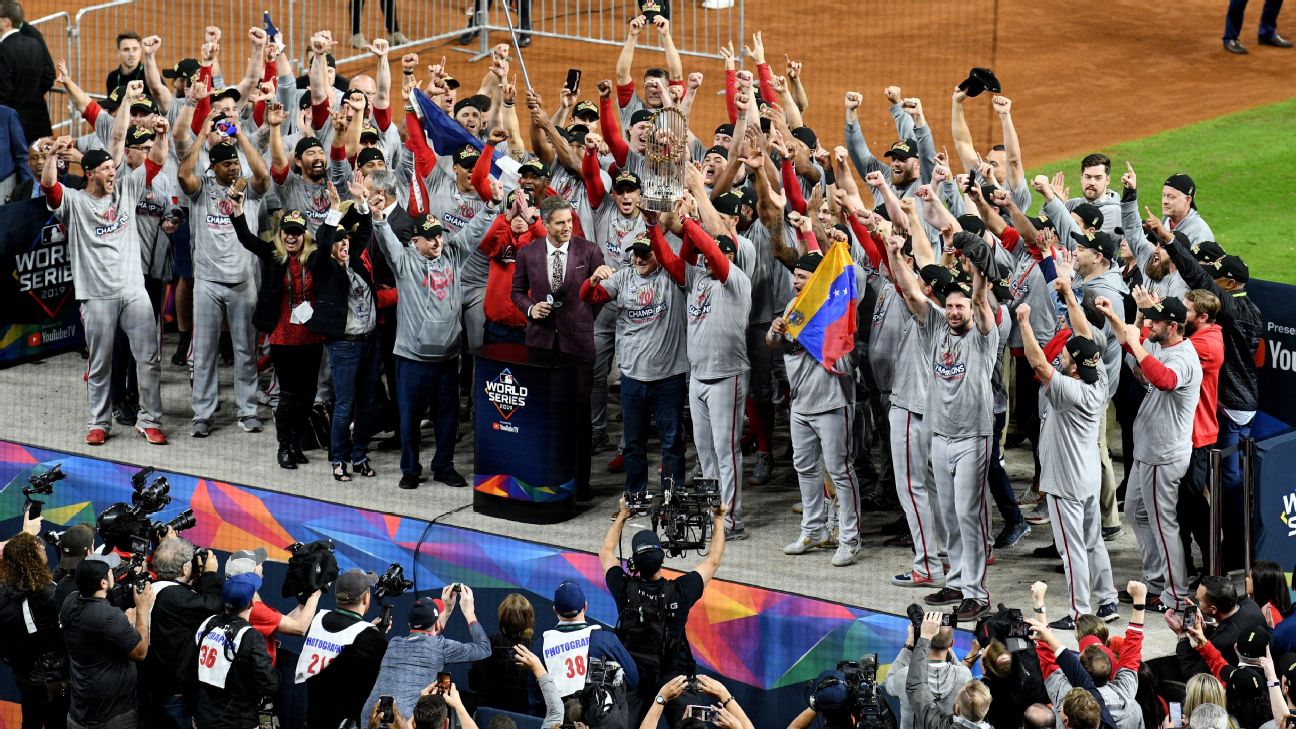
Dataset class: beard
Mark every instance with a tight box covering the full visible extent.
[1145,255,1172,281]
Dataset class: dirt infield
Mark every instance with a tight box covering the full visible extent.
[28,0,1296,164]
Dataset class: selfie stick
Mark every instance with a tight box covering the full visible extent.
[500,2,533,91]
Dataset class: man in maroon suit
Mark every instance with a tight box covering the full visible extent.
[512,196,604,498]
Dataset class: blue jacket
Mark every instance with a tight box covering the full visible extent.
[0,105,31,188]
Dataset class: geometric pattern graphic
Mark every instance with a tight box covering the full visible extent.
[0,440,972,727]
[473,473,574,502]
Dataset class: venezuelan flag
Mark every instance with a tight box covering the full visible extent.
[785,242,859,371]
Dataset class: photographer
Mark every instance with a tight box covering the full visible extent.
[297,568,389,729]
[140,536,224,728]
[533,580,638,727]
[0,531,68,729]
[52,524,96,607]
[907,613,993,729]
[1034,581,1145,729]
[883,612,970,729]
[646,676,753,729]
[224,548,323,666]
[599,498,726,726]
[192,574,280,729]
[362,586,491,721]
[1170,575,1266,679]
[61,552,154,729]
[966,608,1049,729]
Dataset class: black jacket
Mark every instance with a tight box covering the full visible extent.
[234,214,322,336]
[193,614,280,729]
[140,572,225,701]
[305,609,387,729]
[309,208,376,339]
[0,27,55,141]
[0,582,64,685]
[1177,598,1267,678]
[1165,236,1263,412]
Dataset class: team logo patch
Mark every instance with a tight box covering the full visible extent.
[484,368,528,421]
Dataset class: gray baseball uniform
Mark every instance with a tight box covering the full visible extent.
[427,167,492,350]
[588,196,645,443]
[920,304,999,602]
[1127,337,1202,610]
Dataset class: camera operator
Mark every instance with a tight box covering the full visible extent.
[598,498,726,726]
[139,536,224,728]
[297,568,389,729]
[907,612,993,729]
[52,524,97,607]
[964,609,1049,729]
[192,573,280,729]
[0,531,68,728]
[224,547,323,666]
[532,580,639,727]
[1025,616,1117,729]
[646,676,753,729]
[61,552,155,729]
[883,613,970,729]
[362,585,491,721]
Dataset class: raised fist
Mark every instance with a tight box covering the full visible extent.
[369,38,390,57]
[205,26,222,44]
[248,27,268,45]
[489,127,508,144]
[597,79,612,98]
[401,53,419,71]
[687,72,703,90]
[141,35,161,56]
[992,95,1011,115]
[884,86,902,104]
[844,91,862,111]
[864,170,885,188]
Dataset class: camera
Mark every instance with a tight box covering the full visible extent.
[973,604,1033,653]
[375,564,413,599]
[807,655,894,729]
[906,603,955,635]
[97,467,194,551]
[585,657,614,687]
[108,537,153,610]
[23,464,66,518]
[648,477,720,557]
[684,706,718,723]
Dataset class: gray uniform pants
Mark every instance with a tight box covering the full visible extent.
[791,405,860,546]
[462,285,487,351]
[592,305,617,438]
[81,291,162,431]
[888,406,944,580]
[1127,457,1191,609]
[192,278,260,422]
[1098,411,1119,528]
[1047,492,1117,617]
[931,434,992,602]
[690,372,749,531]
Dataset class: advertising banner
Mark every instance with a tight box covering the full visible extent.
[0,198,84,365]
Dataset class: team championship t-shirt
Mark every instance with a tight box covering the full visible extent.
[919,304,999,438]
[599,266,688,382]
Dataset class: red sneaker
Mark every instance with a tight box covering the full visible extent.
[136,426,168,445]
[85,428,107,445]
[608,453,625,473]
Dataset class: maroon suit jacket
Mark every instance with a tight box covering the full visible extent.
[511,235,604,364]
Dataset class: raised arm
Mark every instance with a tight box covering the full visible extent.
[178,116,208,195]
[139,36,174,111]
[1017,304,1052,382]
[654,17,684,81]
[949,89,978,173]
[614,18,644,88]
[236,125,270,195]
[971,265,994,336]
[55,59,93,116]
[1053,251,1092,339]
[884,233,929,319]
[993,95,1024,190]
[598,498,630,573]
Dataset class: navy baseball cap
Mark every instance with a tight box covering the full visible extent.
[553,580,586,617]
[223,573,261,611]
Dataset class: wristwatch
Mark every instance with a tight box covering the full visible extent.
[654,695,666,706]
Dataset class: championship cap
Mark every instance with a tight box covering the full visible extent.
[1072,230,1118,260]
[626,232,653,256]
[1066,336,1103,384]
[81,149,114,173]
[956,67,1001,98]
[126,125,156,146]
[1072,202,1104,230]
[209,140,239,164]
[883,139,919,161]
[1238,627,1271,660]
[715,234,738,256]
[612,170,641,191]
[334,568,378,602]
[1164,173,1197,208]
[573,100,599,120]
[212,87,242,104]
[1212,255,1249,283]
[359,124,381,142]
[413,215,446,240]
[454,143,480,169]
[1140,296,1187,323]
[629,109,654,127]
[163,59,201,80]
[520,158,548,177]
[713,190,743,216]
[280,210,308,235]
[1190,239,1226,264]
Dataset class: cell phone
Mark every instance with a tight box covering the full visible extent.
[25,498,42,519]
[684,705,718,723]
[564,69,581,94]
[1183,605,1198,631]
[437,671,452,691]
[1169,702,1182,728]
[378,695,395,726]
[452,583,462,594]
[216,119,238,137]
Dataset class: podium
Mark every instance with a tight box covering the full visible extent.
[472,344,581,523]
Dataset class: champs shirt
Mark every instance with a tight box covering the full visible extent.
[274,173,333,234]
[52,163,152,299]
[599,265,688,382]
[188,171,263,285]
[919,304,999,438]
[426,163,492,289]
[683,264,751,380]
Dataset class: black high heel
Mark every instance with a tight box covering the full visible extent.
[332,462,351,481]
[353,460,376,478]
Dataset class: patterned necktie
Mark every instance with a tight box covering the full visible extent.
[551,249,564,290]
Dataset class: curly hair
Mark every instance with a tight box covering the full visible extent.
[0,532,52,593]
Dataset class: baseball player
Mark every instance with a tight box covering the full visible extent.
[1100,294,1203,612]
[886,235,999,621]
[41,122,171,446]
[649,201,752,538]
[177,118,272,438]
[768,251,864,568]
[1017,283,1116,628]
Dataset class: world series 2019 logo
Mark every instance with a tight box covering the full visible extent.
[1280,490,1296,538]
[484,368,528,422]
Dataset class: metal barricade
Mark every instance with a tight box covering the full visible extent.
[30,12,73,136]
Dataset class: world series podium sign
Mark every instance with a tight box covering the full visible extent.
[472,344,579,522]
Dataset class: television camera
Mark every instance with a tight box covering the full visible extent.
[22,463,66,519]
[625,477,721,557]
[96,467,196,551]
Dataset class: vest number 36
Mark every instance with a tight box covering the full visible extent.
[199,645,218,668]
[564,655,587,679]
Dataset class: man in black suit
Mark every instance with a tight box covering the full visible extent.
[0,2,55,142]
[512,196,605,498]
[363,169,414,447]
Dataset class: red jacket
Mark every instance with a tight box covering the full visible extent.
[480,215,546,328]
[1189,323,1224,447]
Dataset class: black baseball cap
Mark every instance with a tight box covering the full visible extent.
[1190,239,1227,264]
[454,143,481,169]
[1238,627,1271,659]
[102,86,126,112]
[294,136,324,159]
[796,252,823,273]
[1140,296,1187,323]
[359,124,381,143]
[629,109,654,127]
[414,215,446,240]
[209,140,239,164]
[714,123,734,138]
[713,191,743,216]
[1072,230,1118,260]
[57,524,96,571]
[1066,336,1103,384]
[126,125,156,146]
[1027,212,1055,232]
[627,233,653,256]
[790,126,818,151]
[280,209,308,234]
[356,147,385,169]
[612,170,641,191]
[1213,255,1249,283]
[1072,202,1103,230]
[520,158,548,177]
[920,264,953,294]
[212,87,242,104]
[1164,173,1197,208]
[957,214,986,237]
[884,139,919,161]
[130,96,157,116]
[564,124,590,145]
[956,67,1001,98]
[442,75,460,90]
[573,100,599,121]
[163,58,201,80]
[81,149,114,173]
[715,234,738,256]
[704,145,728,160]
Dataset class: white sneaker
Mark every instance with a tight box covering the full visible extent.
[350,32,369,49]
[783,531,831,555]
[389,31,411,45]
[831,541,861,567]
[791,502,803,514]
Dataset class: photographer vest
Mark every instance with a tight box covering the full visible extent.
[294,610,373,684]
[195,615,253,689]
[541,624,598,698]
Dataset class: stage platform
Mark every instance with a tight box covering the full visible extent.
[0,346,1181,727]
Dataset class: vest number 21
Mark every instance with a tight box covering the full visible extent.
[306,654,332,675]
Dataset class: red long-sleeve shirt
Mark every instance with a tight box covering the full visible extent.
[1189,322,1224,447]
[479,214,545,328]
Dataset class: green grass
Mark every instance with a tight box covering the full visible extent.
[1025,97,1296,285]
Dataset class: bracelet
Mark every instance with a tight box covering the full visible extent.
[1033,607,1046,614]
[503,102,515,108]
[1269,680,1281,688]
[402,70,414,75]
[1132,604,1146,610]
[720,697,734,707]
[404,106,415,113]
